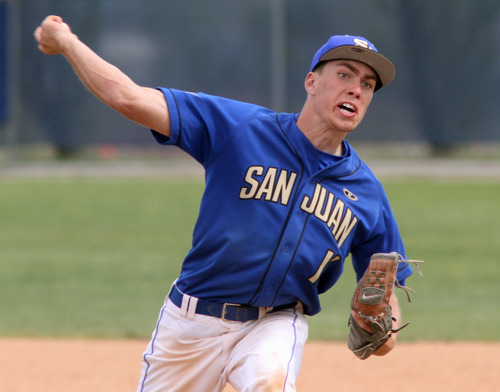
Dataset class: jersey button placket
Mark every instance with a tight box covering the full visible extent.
[254,179,313,305]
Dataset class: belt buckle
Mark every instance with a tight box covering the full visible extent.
[222,303,241,321]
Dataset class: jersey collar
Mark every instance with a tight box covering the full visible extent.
[277,112,362,179]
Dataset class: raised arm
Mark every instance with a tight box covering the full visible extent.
[34,15,170,137]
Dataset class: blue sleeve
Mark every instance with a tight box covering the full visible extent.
[151,88,269,167]
[350,182,413,285]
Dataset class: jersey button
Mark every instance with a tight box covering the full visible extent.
[283,245,290,253]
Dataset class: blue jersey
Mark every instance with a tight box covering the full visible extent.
[152,88,413,316]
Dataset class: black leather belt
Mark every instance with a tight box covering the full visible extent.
[169,285,296,322]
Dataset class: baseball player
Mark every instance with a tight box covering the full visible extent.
[35,15,415,392]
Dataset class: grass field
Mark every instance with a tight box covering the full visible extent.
[1,175,499,341]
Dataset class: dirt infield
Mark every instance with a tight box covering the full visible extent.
[1,339,498,392]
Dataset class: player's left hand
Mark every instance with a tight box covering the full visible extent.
[34,15,75,55]
[347,252,414,359]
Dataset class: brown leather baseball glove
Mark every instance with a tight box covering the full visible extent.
[347,252,421,360]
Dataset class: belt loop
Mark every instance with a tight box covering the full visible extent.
[259,307,270,319]
[175,285,198,321]
[186,296,198,321]
[180,291,190,318]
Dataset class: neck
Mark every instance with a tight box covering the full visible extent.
[296,113,346,156]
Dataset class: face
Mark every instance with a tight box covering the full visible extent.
[305,59,377,134]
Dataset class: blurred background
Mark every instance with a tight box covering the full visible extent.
[1,0,500,351]
[1,0,500,160]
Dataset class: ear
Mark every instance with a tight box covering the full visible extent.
[304,72,317,95]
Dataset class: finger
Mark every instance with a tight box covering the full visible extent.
[33,26,41,41]
[37,44,47,54]
[46,15,63,23]
[61,22,72,33]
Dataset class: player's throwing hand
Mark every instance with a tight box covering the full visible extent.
[34,15,75,56]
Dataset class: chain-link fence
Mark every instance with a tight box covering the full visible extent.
[2,0,500,158]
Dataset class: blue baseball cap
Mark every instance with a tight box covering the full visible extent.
[310,35,396,91]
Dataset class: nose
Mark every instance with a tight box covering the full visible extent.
[347,82,361,99]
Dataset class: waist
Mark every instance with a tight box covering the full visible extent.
[168,285,298,322]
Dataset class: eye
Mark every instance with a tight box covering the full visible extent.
[362,81,375,90]
[338,72,349,79]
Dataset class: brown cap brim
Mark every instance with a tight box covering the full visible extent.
[318,46,397,90]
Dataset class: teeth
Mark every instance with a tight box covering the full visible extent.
[340,103,355,113]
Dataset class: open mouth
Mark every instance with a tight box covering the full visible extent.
[338,103,356,114]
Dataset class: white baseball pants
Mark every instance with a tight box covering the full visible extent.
[137,290,309,392]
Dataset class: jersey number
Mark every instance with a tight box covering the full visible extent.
[308,250,341,285]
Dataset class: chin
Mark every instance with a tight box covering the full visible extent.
[337,124,357,134]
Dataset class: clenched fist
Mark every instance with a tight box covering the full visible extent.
[34,15,75,55]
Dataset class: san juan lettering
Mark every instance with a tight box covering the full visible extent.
[239,166,298,205]
[300,183,358,247]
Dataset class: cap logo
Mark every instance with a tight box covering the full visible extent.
[353,38,375,51]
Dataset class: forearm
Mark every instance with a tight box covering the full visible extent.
[60,34,138,112]
[34,16,170,136]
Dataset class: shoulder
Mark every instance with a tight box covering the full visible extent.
[345,144,380,181]
[346,144,388,197]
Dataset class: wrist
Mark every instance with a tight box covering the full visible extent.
[59,32,79,56]
[373,334,396,356]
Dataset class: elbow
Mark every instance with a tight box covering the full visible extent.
[113,97,136,119]
[102,84,169,135]
[107,88,139,119]
[96,77,137,116]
